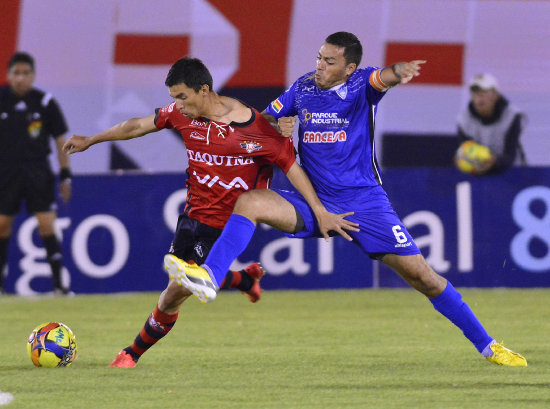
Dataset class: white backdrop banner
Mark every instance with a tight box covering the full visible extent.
[12,0,550,172]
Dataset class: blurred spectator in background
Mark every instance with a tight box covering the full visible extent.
[455,73,526,175]
[0,52,72,295]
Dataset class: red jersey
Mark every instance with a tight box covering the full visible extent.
[154,102,296,229]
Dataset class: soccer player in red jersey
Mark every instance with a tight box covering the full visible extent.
[63,57,357,367]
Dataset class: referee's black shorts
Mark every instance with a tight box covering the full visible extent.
[0,162,57,215]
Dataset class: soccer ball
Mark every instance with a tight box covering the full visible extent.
[455,140,494,174]
[27,322,77,367]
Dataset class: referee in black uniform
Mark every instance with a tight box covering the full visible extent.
[0,52,72,295]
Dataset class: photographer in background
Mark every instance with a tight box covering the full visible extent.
[456,73,526,175]
[0,52,72,295]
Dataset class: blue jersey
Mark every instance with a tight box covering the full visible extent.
[265,67,388,206]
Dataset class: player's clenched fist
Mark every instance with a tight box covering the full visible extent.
[63,135,92,154]
[277,116,297,138]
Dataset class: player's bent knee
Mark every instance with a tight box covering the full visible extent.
[233,190,271,218]
[384,254,445,296]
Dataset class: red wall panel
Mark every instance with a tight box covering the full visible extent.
[114,34,189,65]
[0,0,22,81]
[385,42,464,85]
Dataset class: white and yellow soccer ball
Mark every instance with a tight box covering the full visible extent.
[455,140,494,174]
[27,322,77,367]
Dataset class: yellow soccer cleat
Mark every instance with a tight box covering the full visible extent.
[485,342,527,367]
[163,254,218,303]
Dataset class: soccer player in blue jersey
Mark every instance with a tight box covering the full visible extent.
[166,32,527,366]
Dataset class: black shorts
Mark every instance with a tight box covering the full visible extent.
[0,162,56,215]
[168,214,223,265]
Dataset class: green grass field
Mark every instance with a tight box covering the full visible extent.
[1,289,549,408]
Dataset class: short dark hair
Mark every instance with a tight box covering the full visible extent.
[165,57,213,92]
[325,32,362,66]
[8,52,35,71]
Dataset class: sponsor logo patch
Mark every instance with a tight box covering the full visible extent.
[187,149,255,166]
[300,111,350,127]
[301,109,312,125]
[161,101,176,113]
[192,171,249,190]
[303,130,347,143]
[190,131,205,140]
[190,119,208,127]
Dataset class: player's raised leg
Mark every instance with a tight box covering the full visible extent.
[164,254,219,303]
[220,262,266,303]
[163,255,266,304]
[382,253,527,366]
[166,190,298,303]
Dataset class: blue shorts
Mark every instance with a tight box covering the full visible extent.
[272,187,420,259]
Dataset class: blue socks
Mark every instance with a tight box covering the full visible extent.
[204,216,496,355]
[430,282,493,353]
[203,214,256,286]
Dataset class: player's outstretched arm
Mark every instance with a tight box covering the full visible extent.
[381,60,427,87]
[63,114,158,154]
[285,162,359,241]
[261,111,278,128]
[261,112,296,138]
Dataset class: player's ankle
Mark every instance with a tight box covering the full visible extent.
[236,271,254,292]
[481,340,496,358]
[123,347,140,363]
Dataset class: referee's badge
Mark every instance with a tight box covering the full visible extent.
[28,120,42,138]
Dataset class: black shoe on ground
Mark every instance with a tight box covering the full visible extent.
[54,287,75,297]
